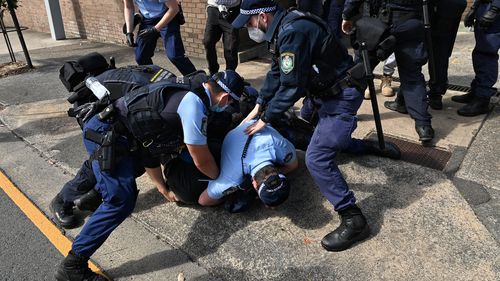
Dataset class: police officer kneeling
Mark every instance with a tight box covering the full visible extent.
[232,0,400,252]
[55,70,244,280]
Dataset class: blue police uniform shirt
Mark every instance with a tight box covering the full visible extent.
[258,8,343,123]
[207,120,297,200]
[176,85,213,145]
[135,0,169,19]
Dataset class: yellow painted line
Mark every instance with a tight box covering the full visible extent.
[0,170,105,276]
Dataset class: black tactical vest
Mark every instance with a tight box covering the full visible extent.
[123,72,211,156]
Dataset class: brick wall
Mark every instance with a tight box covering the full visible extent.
[3,0,213,59]
[3,0,50,33]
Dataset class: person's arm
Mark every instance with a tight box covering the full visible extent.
[186,144,219,179]
[123,0,135,33]
[279,159,299,174]
[239,103,261,125]
[262,29,312,125]
[198,189,224,206]
[155,0,180,30]
[257,57,281,107]
[145,166,178,202]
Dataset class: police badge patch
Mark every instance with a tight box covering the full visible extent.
[280,52,295,74]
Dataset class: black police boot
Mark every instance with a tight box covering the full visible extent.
[363,140,401,160]
[50,194,78,229]
[415,124,434,145]
[384,93,408,114]
[428,94,443,110]
[457,97,491,117]
[321,205,370,252]
[451,92,474,104]
[55,251,108,281]
[74,189,102,212]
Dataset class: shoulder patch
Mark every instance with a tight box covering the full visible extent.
[201,116,208,136]
[284,152,293,163]
[280,52,295,74]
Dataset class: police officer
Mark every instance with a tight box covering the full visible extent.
[55,70,245,281]
[51,63,179,229]
[204,0,241,76]
[123,0,197,75]
[343,0,434,145]
[426,0,466,109]
[233,0,400,251]
[198,119,297,207]
[453,0,499,116]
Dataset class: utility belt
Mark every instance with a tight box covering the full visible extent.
[379,5,422,25]
[312,64,366,99]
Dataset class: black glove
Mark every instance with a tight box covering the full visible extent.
[126,32,136,47]
[464,7,476,28]
[75,102,99,123]
[478,6,500,30]
[138,26,159,40]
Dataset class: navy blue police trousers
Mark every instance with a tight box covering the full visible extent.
[302,87,369,211]
[72,116,138,257]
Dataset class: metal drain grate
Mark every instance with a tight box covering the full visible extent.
[366,133,452,171]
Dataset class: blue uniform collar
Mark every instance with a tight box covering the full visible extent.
[263,7,285,42]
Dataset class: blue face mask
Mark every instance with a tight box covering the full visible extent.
[206,85,229,112]
[211,102,228,113]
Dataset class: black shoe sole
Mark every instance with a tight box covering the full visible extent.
[321,225,371,252]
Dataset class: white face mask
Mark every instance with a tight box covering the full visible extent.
[248,27,266,43]
[247,15,266,43]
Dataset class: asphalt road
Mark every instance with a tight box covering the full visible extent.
[0,187,62,281]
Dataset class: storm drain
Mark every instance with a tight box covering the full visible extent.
[366,133,452,171]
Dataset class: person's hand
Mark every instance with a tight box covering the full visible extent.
[342,20,353,34]
[244,119,267,135]
[478,7,499,30]
[75,102,98,122]
[464,7,476,28]
[158,186,178,202]
[138,26,159,40]
[240,104,260,125]
[126,32,136,47]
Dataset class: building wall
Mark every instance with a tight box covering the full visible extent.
[4,0,211,58]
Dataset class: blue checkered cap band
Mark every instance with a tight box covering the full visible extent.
[216,80,240,101]
[240,5,277,15]
[214,72,240,101]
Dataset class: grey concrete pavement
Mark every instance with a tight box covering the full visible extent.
[0,187,62,281]
[1,29,499,281]
[0,124,214,281]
